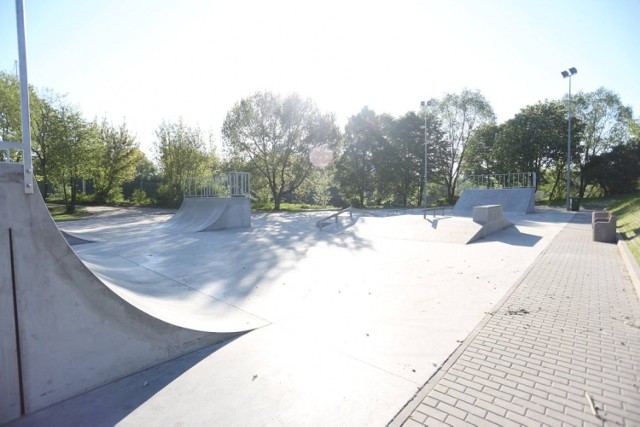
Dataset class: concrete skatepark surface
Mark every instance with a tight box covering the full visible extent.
[4,187,578,425]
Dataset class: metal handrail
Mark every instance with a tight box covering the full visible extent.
[316,207,353,228]
[184,172,251,198]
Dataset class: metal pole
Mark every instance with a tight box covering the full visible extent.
[566,76,572,211]
[16,0,34,194]
[421,102,428,208]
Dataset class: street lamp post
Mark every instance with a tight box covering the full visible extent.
[561,67,577,211]
[420,101,428,209]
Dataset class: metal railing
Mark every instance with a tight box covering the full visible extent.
[184,172,251,198]
[460,172,536,190]
[316,207,353,228]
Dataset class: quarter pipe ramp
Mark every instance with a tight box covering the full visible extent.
[0,164,250,424]
[161,196,251,232]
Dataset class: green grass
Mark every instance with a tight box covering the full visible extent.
[47,204,89,221]
[609,194,640,265]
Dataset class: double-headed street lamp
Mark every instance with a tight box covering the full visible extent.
[420,101,428,209]
[561,67,577,211]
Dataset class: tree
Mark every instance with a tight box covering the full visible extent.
[383,111,443,206]
[335,107,380,207]
[583,141,640,196]
[31,90,67,197]
[47,106,99,213]
[154,119,217,206]
[463,123,502,175]
[0,71,22,162]
[222,92,340,210]
[92,120,143,203]
[426,90,495,203]
[572,88,634,197]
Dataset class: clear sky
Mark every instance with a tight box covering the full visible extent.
[1,0,639,157]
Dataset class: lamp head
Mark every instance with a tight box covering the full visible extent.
[420,101,426,107]
[569,67,577,75]
[561,70,570,78]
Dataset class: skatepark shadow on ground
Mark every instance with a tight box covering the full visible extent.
[5,338,239,427]
[67,211,375,306]
[472,225,543,247]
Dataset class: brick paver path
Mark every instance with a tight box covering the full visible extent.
[393,214,640,426]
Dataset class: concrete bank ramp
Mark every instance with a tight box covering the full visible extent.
[161,196,251,232]
[0,164,257,424]
[344,210,512,245]
[453,188,535,214]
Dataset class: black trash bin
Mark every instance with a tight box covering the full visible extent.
[570,197,581,211]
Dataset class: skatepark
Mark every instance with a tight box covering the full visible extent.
[3,160,597,426]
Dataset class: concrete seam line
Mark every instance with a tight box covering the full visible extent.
[386,218,575,427]
[9,228,26,416]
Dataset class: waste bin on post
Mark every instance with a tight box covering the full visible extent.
[570,197,581,211]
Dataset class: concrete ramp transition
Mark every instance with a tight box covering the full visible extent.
[161,196,251,232]
[454,188,535,214]
[0,164,243,424]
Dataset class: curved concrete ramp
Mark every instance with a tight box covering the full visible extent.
[161,197,251,232]
[453,188,535,214]
[0,164,250,423]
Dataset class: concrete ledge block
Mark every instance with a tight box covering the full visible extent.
[473,205,504,224]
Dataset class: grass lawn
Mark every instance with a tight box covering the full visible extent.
[47,204,89,221]
[610,195,640,265]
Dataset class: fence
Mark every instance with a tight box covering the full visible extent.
[460,172,536,190]
[184,172,251,198]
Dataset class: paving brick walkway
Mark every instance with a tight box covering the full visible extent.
[392,213,640,426]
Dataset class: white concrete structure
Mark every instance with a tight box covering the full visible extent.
[161,196,251,232]
[454,187,536,214]
[0,164,253,424]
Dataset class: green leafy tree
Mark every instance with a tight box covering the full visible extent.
[222,92,340,210]
[426,90,495,203]
[47,107,99,213]
[31,90,73,197]
[0,71,22,161]
[92,120,142,203]
[583,141,640,195]
[335,107,380,207]
[463,124,502,175]
[154,119,216,206]
[572,88,634,197]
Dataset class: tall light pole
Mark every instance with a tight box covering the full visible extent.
[561,67,577,211]
[420,101,428,208]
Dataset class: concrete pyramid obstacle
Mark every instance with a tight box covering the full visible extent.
[453,188,535,214]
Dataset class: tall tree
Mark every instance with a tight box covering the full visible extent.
[222,92,340,210]
[426,90,495,203]
[0,71,21,161]
[47,107,99,213]
[31,90,66,197]
[335,107,380,207]
[92,120,143,203]
[571,88,634,197]
[154,119,216,206]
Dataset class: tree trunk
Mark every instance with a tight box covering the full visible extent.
[66,177,77,214]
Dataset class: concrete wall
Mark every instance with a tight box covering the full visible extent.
[454,188,535,214]
[0,164,236,424]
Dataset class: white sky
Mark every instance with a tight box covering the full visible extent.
[1,0,639,157]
